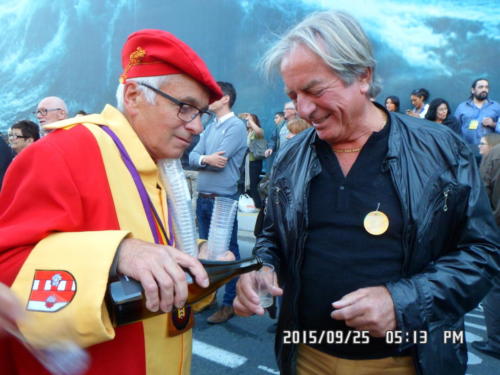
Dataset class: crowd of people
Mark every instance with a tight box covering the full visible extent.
[384,78,500,159]
[0,9,499,375]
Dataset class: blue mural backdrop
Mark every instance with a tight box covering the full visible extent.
[0,0,499,141]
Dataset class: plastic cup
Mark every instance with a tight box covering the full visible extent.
[158,159,198,258]
[255,264,275,308]
[207,197,238,259]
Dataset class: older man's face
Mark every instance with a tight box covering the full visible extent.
[281,43,370,146]
[283,105,296,121]
[36,98,66,126]
[129,74,208,160]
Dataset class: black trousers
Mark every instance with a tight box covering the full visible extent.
[249,159,263,209]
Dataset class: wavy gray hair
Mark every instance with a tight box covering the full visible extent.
[115,75,171,111]
[260,10,381,98]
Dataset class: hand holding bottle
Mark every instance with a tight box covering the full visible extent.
[234,267,283,316]
[108,256,263,326]
[117,238,209,313]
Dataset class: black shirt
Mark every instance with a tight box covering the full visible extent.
[299,117,405,359]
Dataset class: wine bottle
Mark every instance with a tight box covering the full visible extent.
[106,256,263,326]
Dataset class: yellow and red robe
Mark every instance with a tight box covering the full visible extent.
[0,105,192,374]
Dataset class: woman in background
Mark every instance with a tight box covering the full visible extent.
[407,88,430,118]
[425,98,461,134]
[286,118,311,139]
[240,113,265,209]
[384,96,400,112]
[479,133,500,157]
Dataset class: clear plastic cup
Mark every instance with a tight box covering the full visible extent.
[158,159,198,258]
[207,197,238,259]
[255,264,275,308]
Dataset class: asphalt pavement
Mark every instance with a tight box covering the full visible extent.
[191,210,500,374]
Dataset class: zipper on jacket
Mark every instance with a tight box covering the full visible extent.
[385,158,412,276]
[443,187,450,212]
[274,186,280,205]
[420,184,453,234]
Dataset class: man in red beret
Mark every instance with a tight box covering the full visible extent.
[0,29,222,375]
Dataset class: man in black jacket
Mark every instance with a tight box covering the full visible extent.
[234,10,500,375]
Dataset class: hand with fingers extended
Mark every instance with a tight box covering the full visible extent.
[233,271,283,317]
[203,151,227,168]
[330,286,396,338]
[117,238,209,314]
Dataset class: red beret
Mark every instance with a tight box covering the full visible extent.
[120,29,222,103]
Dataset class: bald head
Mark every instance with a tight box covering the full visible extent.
[36,96,68,127]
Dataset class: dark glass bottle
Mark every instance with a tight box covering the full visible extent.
[107,256,263,326]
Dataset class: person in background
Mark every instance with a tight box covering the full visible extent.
[384,96,400,113]
[264,111,285,159]
[455,78,500,153]
[280,101,298,145]
[406,88,430,118]
[8,120,40,155]
[286,117,311,139]
[425,98,461,134]
[181,134,201,207]
[475,143,500,359]
[34,96,68,134]
[479,133,500,157]
[0,29,219,374]
[0,137,13,190]
[189,81,247,324]
[234,10,499,375]
[241,113,265,209]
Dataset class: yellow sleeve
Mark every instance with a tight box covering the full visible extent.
[11,230,129,348]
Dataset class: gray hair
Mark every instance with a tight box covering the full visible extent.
[115,75,171,111]
[260,10,381,98]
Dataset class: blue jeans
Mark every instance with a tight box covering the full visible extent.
[196,195,240,306]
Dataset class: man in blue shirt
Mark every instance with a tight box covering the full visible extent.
[455,78,500,151]
[189,81,247,323]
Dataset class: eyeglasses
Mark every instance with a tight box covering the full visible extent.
[138,82,212,123]
[33,108,62,116]
[8,133,29,140]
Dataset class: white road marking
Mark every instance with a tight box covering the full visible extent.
[258,365,280,374]
[467,351,482,365]
[466,331,483,343]
[465,322,486,331]
[193,339,247,368]
[466,312,484,319]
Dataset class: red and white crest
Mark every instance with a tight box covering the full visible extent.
[27,270,77,312]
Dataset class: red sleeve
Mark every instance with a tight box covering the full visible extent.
[0,125,119,286]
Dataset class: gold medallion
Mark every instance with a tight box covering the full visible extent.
[363,210,389,235]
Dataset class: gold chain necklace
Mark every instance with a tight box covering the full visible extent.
[332,147,362,153]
